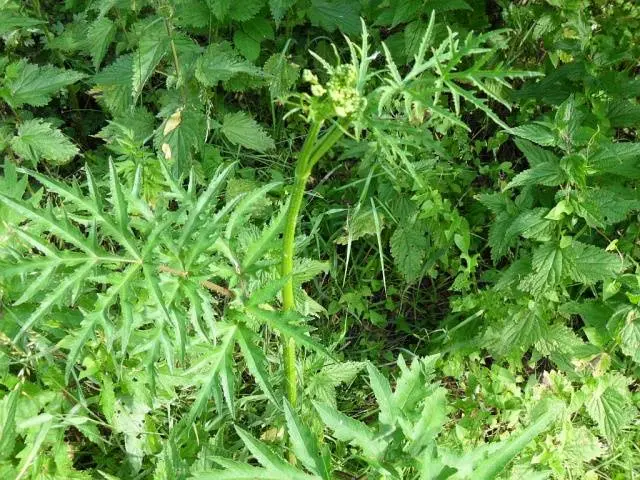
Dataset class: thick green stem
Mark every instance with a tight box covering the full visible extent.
[281,121,345,409]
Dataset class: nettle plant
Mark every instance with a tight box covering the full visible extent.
[0,6,558,479]
[446,94,640,448]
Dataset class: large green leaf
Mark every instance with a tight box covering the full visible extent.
[520,243,563,295]
[0,60,85,107]
[313,401,387,460]
[221,112,275,152]
[585,377,634,441]
[132,32,169,99]
[10,119,79,166]
[196,42,263,86]
[87,17,116,70]
[564,241,622,284]
[390,222,428,283]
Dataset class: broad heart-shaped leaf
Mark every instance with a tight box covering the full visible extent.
[205,0,231,19]
[283,399,330,479]
[155,106,207,176]
[10,119,79,166]
[0,13,43,35]
[576,187,640,227]
[132,32,169,100]
[306,361,365,408]
[519,243,563,296]
[269,0,297,23]
[514,138,559,167]
[308,0,360,35]
[505,162,565,189]
[234,30,261,62]
[87,17,116,70]
[497,308,548,354]
[264,52,300,98]
[584,376,635,441]
[227,0,264,21]
[589,141,640,179]
[620,310,640,364]
[91,54,135,114]
[0,60,85,107]
[195,42,263,86]
[509,122,556,147]
[313,401,387,460]
[221,112,275,152]
[390,222,428,283]
[563,241,622,285]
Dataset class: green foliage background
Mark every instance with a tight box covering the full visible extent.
[1,0,640,478]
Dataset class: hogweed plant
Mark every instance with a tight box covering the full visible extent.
[278,15,539,411]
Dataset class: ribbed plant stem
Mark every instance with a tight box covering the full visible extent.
[281,121,344,410]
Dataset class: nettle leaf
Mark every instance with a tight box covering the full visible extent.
[156,106,207,175]
[514,138,560,167]
[228,0,265,21]
[620,310,640,364]
[269,0,296,22]
[576,188,640,227]
[221,112,275,152]
[234,18,274,61]
[308,0,360,35]
[10,119,79,166]
[509,123,556,147]
[520,243,563,295]
[391,222,428,283]
[498,308,548,353]
[505,162,565,189]
[264,52,300,98]
[0,60,85,107]
[506,208,554,242]
[0,13,43,35]
[91,54,134,114]
[306,361,365,407]
[589,142,640,179]
[424,0,472,12]
[174,0,211,28]
[564,241,622,285]
[584,375,635,441]
[87,17,116,70]
[196,42,263,86]
[205,0,231,19]
[132,31,169,100]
